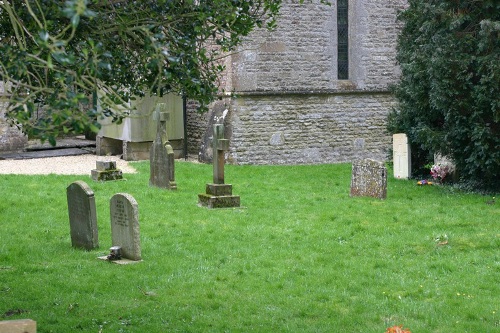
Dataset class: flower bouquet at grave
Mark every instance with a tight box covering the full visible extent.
[417,179,433,186]
[430,163,451,183]
[385,325,411,333]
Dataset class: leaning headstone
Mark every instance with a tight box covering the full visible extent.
[0,319,36,333]
[393,133,411,179]
[91,161,123,181]
[350,159,387,199]
[109,193,141,261]
[66,181,98,250]
[198,124,240,208]
[150,105,177,189]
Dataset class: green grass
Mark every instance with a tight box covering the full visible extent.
[0,161,498,332]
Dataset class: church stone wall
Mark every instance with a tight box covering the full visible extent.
[188,0,406,165]
[227,92,396,165]
[0,82,28,152]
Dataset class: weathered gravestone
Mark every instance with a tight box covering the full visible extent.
[0,319,37,333]
[91,161,123,181]
[393,133,411,179]
[66,181,98,250]
[198,124,240,208]
[350,159,387,199]
[150,105,177,190]
[109,193,141,262]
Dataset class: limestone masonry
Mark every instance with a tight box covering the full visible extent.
[191,0,407,165]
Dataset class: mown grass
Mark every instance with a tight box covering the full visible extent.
[0,161,498,332]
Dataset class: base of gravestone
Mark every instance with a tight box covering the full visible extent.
[198,194,241,209]
[198,183,241,209]
[91,169,123,181]
[91,161,123,181]
[98,256,143,265]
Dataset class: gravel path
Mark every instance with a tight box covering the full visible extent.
[0,154,137,175]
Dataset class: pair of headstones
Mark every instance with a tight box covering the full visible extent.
[149,104,239,208]
[66,181,141,262]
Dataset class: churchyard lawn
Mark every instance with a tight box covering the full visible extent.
[0,162,498,332]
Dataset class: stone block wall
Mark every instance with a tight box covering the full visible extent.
[187,0,406,165]
[228,0,406,92]
[227,92,396,165]
[0,82,28,152]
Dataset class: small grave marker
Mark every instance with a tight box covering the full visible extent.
[0,319,37,333]
[198,124,240,208]
[109,193,141,262]
[350,159,387,199]
[393,133,411,179]
[150,106,177,189]
[67,181,98,250]
[91,161,123,181]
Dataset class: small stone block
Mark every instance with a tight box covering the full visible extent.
[206,184,233,196]
[96,161,116,171]
[91,169,123,181]
[0,319,37,333]
[198,194,240,209]
[216,139,230,151]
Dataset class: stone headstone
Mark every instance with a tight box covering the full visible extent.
[91,160,123,181]
[110,193,141,261]
[150,106,177,189]
[66,181,98,250]
[350,159,387,199]
[198,124,240,208]
[393,133,411,179]
[0,319,36,333]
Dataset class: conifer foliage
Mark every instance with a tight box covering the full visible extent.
[389,0,500,190]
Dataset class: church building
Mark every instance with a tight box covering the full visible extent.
[189,0,407,165]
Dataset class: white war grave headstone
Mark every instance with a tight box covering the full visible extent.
[66,181,98,250]
[393,133,411,179]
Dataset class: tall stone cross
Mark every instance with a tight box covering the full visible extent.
[213,124,229,184]
[198,123,240,208]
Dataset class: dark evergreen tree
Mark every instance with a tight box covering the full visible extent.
[389,0,500,190]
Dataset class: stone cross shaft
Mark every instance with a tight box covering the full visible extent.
[158,111,170,145]
[213,124,229,184]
